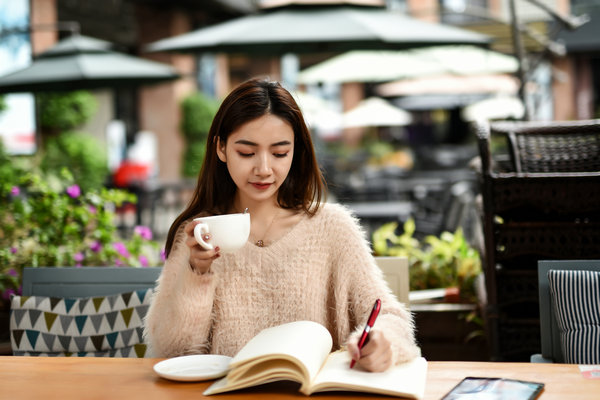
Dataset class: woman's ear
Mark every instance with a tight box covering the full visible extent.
[216,137,227,162]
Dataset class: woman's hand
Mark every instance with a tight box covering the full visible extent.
[346,329,393,372]
[184,219,220,275]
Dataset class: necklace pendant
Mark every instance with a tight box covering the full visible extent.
[256,240,264,247]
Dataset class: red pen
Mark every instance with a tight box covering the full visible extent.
[350,298,381,369]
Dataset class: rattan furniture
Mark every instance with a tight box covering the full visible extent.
[474,119,600,361]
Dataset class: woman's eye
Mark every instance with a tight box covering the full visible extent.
[238,152,254,157]
[274,152,289,158]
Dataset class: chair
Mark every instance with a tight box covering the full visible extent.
[490,119,600,173]
[532,260,600,363]
[10,267,161,357]
[21,266,162,297]
[375,256,410,305]
[473,119,600,361]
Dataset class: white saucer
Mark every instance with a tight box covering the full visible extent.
[153,354,232,382]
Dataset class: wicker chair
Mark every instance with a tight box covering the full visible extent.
[473,119,600,361]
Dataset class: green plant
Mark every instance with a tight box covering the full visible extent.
[0,143,164,301]
[41,131,109,192]
[0,95,6,114]
[180,92,219,177]
[373,219,482,302]
[182,140,207,177]
[38,91,97,132]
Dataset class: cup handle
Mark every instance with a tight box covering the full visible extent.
[193,223,214,250]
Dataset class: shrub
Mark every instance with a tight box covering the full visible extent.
[180,92,219,177]
[41,131,109,192]
[373,218,482,302]
[38,91,97,132]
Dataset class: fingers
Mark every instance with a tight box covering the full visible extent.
[346,336,360,362]
[351,330,393,373]
[185,220,219,274]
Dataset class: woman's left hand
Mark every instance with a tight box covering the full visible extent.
[346,330,393,372]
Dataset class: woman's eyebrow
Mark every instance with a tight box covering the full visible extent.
[234,139,292,147]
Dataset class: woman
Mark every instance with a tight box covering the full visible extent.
[144,78,419,372]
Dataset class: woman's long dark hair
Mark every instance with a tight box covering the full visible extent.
[164,78,326,256]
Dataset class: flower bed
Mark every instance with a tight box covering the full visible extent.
[0,144,164,302]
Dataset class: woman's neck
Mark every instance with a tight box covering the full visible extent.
[232,195,279,218]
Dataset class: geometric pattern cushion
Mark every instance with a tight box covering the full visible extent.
[548,270,600,364]
[9,288,154,358]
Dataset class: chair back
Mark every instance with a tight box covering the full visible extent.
[21,266,162,297]
[375,256,410,305]
[537,260,600,363]
[10,267,162,357]
[488,119,600,173]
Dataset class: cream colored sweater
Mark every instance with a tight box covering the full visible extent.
[144,202,419,364]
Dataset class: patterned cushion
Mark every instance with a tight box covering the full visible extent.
[9,288,154,357]
[548,270,600,364]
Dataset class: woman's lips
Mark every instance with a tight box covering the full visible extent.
[251,182,272,190]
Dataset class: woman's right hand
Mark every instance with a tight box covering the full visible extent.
[184,219,220,274]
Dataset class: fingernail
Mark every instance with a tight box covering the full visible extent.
[215,246,220,252]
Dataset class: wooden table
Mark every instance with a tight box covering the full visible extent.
[1,356,598,399]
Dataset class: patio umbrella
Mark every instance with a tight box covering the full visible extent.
[292,90,343,135]
[343,97,412,128]
[0,34,180,94]
[145,5,490,55]
[461,96,525,122]
[298,45,518,84]
[376,73,519,96]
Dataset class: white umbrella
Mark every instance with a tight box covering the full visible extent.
[298,45,518,84]
[461,96,525,122]
[376,73,519,96]
[299,51,442,84]
[292,90,343,138]
[343,97,412,128]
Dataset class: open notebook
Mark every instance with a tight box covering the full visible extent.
[204,320,427,398]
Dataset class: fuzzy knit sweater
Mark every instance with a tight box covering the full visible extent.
[144,202,420,364]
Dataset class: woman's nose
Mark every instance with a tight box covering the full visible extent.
[255,152,272,175]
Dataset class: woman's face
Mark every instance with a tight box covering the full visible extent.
[217,114,295,206]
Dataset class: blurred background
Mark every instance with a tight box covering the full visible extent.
[1,0,599,361]
[1,0,597,243]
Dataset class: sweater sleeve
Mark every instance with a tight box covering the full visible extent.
[143,223,218,357]
[327,204,420,364]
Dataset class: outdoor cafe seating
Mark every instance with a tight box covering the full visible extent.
[473,118,600,361]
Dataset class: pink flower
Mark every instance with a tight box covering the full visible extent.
[113,242,130,258]
[10,186,20,196]
[139,255,149,267]
[8,268,18,277]
[160,249,166,262]
[66,184,81,198]
[90,240,102,252]
[88,205,97,214]
[10,247,17,254]
[73,252,85,263]
[2,288,16,301]
[134,225,153,240]
[115,259,124,267]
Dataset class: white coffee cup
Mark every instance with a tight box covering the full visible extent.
[193,213,250,253]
